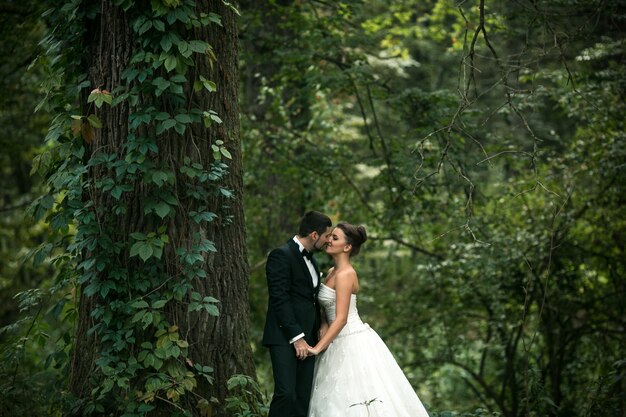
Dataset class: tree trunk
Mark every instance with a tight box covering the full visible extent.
[68,2,254,416]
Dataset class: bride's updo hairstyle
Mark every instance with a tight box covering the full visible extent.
[336,222,367,257]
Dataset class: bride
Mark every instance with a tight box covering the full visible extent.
[307,222,430,417]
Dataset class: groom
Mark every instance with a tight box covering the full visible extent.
[262,211,333,417]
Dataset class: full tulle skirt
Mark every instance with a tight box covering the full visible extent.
[308,319,430,417]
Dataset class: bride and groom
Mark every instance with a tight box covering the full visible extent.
[262,211,430,417]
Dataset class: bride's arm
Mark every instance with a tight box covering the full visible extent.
[319,309,329,339]
[310,270,356,353]
[317,267,334,339]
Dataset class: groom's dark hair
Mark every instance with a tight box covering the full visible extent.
[298,211,332,236]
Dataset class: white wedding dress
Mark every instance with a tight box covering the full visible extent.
[308,284,430,417]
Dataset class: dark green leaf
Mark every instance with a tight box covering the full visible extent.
[164,55,177,72]
[154,202,171,219]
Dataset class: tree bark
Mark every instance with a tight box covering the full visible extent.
[68,2,254,416]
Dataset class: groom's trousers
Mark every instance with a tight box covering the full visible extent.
[268,345,316,417]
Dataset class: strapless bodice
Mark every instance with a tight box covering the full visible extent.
[318,283,369,337]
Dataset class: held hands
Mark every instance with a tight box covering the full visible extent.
[293,339,311,360]
[293,339,321,358]
[307,347,320,356]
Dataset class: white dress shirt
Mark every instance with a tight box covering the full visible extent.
[289,236,319,344]
[293,236,319,288]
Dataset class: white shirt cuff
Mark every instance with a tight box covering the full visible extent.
[289,333,305,344]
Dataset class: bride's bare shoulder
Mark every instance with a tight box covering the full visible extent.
[334,267,358,294]
[335,266,357,281]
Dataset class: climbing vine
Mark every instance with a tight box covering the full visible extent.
[30,0,241,415]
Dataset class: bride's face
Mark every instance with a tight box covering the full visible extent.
[325,227,351,256]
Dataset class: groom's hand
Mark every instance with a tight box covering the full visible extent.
[293,339,310,360]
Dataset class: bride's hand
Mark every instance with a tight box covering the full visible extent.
[307,347,320,356]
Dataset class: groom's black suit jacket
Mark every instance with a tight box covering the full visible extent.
[262,239,321,347]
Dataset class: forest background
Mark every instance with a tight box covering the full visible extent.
[0,1,624,416]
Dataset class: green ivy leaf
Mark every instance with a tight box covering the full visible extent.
[170,74,186,83]
[204,304,219,316]
[111,185,128,200]
[132,310,146,323]
[174,8,190,23]
[199,76,216,92]
[87,114,102,128]
[220,147,232,159]
[132,300,149,309]
[100,281,115,298]
[138,20,153,35]
[177,40,189,54]
[144,353,154,368]
[142,311,153,328]
[174,123,186,135]
[160,35,173,52]
[219,188,233,198]
[175,113,192,124]
[164,55,177,72]
[138,404,155,413]
[137,350,148,362]
[130,241,144,258]
[206,12,222,26]
[101,378,114,394]
[162,118,177,130]
[161,193,178,206]
[153,19,165,31]
[153,77,171,95]
[130,232,146,240]
[162,0,181,9]
[88,89,113,108]
[152,171,170,187]
[189,40,209,53]
[84,281,101,297]
[155,112,170,121]
[153,245,163,259]
[139,244,154,261]
[154,202,171,219]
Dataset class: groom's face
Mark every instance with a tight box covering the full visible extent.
[311,227,333,252]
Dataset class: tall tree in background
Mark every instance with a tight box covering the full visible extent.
[31,1,254,416]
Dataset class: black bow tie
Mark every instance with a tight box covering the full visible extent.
[301,249,313,261]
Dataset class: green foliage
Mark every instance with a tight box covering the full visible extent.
[0,1,72,415]
[224,374,269,417]
[1,0,624,415]
[3,0,245,416]
[240,0,625,416]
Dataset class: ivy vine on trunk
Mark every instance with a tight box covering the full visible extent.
[33,1,255,416]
